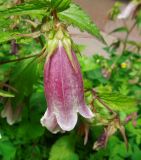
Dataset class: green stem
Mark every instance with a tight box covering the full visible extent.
[0,46,46,65]
[122,22,136,53]
[92,89,116,114]
[0,54,38,65]
[0,83,18,92]
[52,10,59,27]
[111,22,136,70]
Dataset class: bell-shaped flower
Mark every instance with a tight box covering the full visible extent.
[40,27,94,133]
[1,99,23,125]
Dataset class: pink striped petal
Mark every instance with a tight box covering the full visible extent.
[41,42,94,133]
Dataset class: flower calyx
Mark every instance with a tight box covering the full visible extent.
[46,25,77,71]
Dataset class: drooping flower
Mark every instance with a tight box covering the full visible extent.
[40,26,94,133]
[1,99,23,125]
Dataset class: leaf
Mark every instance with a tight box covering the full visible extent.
[0,89,15,97]
[0,18,11,29]
[109,27,129,34]
[51,0,71,12]
[0,140,16,160]
[79,56,98,72]
[49,135,79,160]
[17,122,45,141]
[10,58,39,98]
[126,40,141,48]
[136,10,141,28]
[30,91,46,108]
[0,31,20,43]
[132,145,141,160]
[58,4,105,42]
[108,2,122,20]
[0,0,50,16]
[98,92,137,113]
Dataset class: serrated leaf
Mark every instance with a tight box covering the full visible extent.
[0,31,20,43]
[59,4,104,42]
[49,135,79,160]
[0,89,15,97]
[0,0,50,16]
[51,0,71,12]
[98,92,137,113]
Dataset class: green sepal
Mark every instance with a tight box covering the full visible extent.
[46,38,59,62]
[55,28,64,40]
[48,30,56,39]
[62,37,77,72]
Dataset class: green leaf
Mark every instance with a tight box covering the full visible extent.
[98,92,137,113]
[51,0,71,12]
[108,2,122,20]
[0,89,15,97]
[17,122,45,141]
[132,145,141,160]
[126,40,141,49]
[136,10,141,28]
[109,27,129,34]
[49,135,79,160]
[10,58,39,97]
[0,31,20,43]
[0,140,16,160]
[30,91,46,108]
[59,4,104,42]
[0,0,50,16]
[0,18,11,29]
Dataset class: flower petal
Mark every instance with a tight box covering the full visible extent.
[42,40,94,133]
[55,107,78,131]
[78,104,94,119]
[40,108,61,134]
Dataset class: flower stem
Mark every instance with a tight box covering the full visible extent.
[110,22,136,70]
[52,10,59,27]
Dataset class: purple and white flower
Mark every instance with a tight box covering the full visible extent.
[40,29,94,133]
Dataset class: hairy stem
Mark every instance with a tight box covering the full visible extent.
[92,89,116,114]
[0,46,46,65]
[122,22,136,53]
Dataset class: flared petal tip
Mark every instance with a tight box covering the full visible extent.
[56,112,78,131]
[79,105,95,119]
[40,111,61,134]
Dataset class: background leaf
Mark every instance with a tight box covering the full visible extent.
[0,0,50,16]
[0,139,16,160]
[0,31,20,44]
[59,4,104,42]
[49,135,79,160]
[98,92,137,113]
[0,89,15,97]
[109,27,129,34]
[51,0,71,12]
